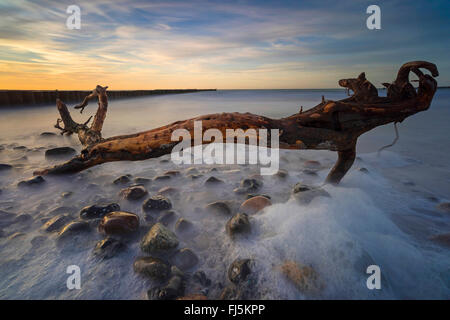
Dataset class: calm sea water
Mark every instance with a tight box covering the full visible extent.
[0,89,449,299]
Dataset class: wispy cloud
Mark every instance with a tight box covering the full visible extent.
[0,0,448,89]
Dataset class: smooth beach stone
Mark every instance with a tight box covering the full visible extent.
[61,191,73,198]
[42,215,72,232]
[17,175,45,187]
[185,167,199,175]
[226,213,250,237]
[228,258,252,284]
[275,169,288,178]
[204,201,231,215]
[174,218,193,234]
[142,195,172,212]
[157,210,178,226]
[140,222,179,253]
[13,145,27,151]
[188,174,203,180]
[238,177,263,193]
[303,169,318,176]
[113,174,132,185]
[171,248,199,270]
[93,237,125,259]
[359,167,369,173]
[134,177,151,185]
[98,211,139,235]
[45,147,76,158]
[158,186,179,196]
[204,176,224,185]
[134,256,170,280]
[119,185,148,200]
[170,248,199,270]
[163,170,180,176]
[292,183,330,204]
[153,175,171,181]
[192,270,212,287]
[304,160,321,169]
[57,220,90,239]
[79,203,120,219]
[147,275,184,300]
[0,164,13,171]
[239,196,272,214]
[246,194,271,200]
[279,260,323,295]
[436,202,450,214]
[40,132,57,137]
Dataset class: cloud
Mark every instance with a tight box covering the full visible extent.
[0,0,448,89]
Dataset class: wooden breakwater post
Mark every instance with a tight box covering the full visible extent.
[0,89,217,107]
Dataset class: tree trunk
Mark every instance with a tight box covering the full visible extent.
[34,61,439,184]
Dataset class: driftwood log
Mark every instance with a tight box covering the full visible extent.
[34,61,438,184]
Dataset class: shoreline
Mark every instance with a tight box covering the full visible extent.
[0,89,216,107]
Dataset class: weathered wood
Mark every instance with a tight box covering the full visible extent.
[34,61,438,184]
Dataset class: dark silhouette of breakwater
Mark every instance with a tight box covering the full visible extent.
[0,89,216,107]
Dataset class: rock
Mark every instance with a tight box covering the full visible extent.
[61,191,73,198]
[193,271,212,287]
[98,211,139,235]
[93,237,125,259]
[246,194,271,200]
[359,167,369,173]
[174,218,193,234]
[13,145,27,151]
[58,220,90,239]
[119,185,148,200]
[228,259,252,284]
[0,164,13,171]
[159,159,170,163]
[158,186,179,196]
[205,201,231,215]
[40,132,57,137]
[226,213,250,237]
[153,175,171,181]
[157,210,178,226]
[170,248,199,270]
[303,169,318,176]
[275,169,288,178]
[41,214,72,232]
[237,178,262,193]
[79,203,120,219]
[171,265,184,278]
[292,183,330,204]
[134,177,151,185]
[430,233,450,247]
[18,175,45,187]
[113,175,131,185]
[177,294,207,300]
[436,202,450,214]
[140,223,179,253]
[185,167,199,175]
[188,174,203,180]
[134,256,170,280]
[164,170,180,176]
[279,260,323,294]
[304,160,321,169]
[142,195,172,212]
[204,176,224,185]
[45,147,76,158]
[147,275,184,300]
[239,196,271,214]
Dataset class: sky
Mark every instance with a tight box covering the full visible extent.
[0,0,448,89]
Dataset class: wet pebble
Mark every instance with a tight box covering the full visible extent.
[93,237,125,259]
[98,211,139,235]
[58,220,90,239]
[42,214,72,232]
[80,203,120,220]
[45,147,76,158]
[140,222,179,253]
[18,175,45,187]
[113,175,132,185]
[239,196,271,214]
[226,213,250,237]
[170,248,199,270]
[204,176,224,185]
[204,201,231,215]
[142,195,172,212]
[157,210,178,227]
[119,185,148,200]
[134,256,170,280]
[228,258,252,284]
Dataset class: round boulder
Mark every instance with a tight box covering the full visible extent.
[134,256,170,280]
[140,222,179,253]
[98,211,139,235]
[239,196,271,214]
[142,195,172,212]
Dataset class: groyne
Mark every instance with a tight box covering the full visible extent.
[0,89,216,107]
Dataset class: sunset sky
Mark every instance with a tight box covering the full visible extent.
[0,0,448,89]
